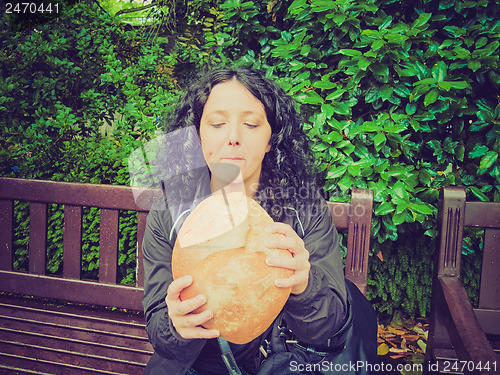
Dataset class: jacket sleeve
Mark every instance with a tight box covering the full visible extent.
[142,207,206,362]
[282,199,348,347]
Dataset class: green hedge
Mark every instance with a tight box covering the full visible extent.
[195,0,499,319]
[1,1,177,284]
[1,0,499,318]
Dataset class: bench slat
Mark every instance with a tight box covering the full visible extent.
[0,199,13,271]
[0,271,143,311]
[0,339,147,375]
[464,201,500,228]
[29,202,47,275]
[327,202,349,229]
[344,189,373,296]
[99,209,119,284]
[63,205,82,279]
[0,177,152,212]
[136,211,148,288]
[478,228,500,310]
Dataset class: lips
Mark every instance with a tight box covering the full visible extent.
[221,157,245,161]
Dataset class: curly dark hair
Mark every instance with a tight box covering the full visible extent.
[163,66,322,221]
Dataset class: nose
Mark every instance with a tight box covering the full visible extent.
[227,123,240,146]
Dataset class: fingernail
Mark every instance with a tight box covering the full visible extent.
[266,257,273,265]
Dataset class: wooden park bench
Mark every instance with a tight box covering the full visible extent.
[0,177,373,374]
[425,186,500,375]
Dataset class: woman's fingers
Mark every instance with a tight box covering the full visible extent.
[264,223,311,295]
[166,276,220,339]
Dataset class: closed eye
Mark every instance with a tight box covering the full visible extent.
[244,123,259,129]
[211,123,225,128]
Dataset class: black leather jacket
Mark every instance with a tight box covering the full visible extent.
[142,185,348,375]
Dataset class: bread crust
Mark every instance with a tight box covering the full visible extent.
[172,191,292,344]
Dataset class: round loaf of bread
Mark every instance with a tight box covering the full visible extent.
[172,191,292,344]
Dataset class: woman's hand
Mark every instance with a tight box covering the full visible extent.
[165,275,220,340]
[264,223,311,295]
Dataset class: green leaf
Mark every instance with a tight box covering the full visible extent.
[438,81,452,91]
[405,103,417,115]
[379,16,392,30]
[321,103,335,117]
[393,83,411,97]
[327,131,343,142]
[468,186,489,201]
[414,77,437,86]
[314,80,336,90]
[418,170,432,186]
[375,201,395,216]
[326,89,346,101]
[365,87,381,103]
[289,60,305,71]
[392,181,407,199]
[358,57,371,70]
[410,203,433,215]
[330,102,351,115]
[478,151,498,174]
[303,90,324,105]
[448,81,469,90]
[339,49,362,56]
[392,212,407,226]
[432,61,447,82]
[337,174,354,192]
[469,144,489,158]
[424,229,438,238]
[371,40,385,51]
[374,132,386,151]
[348,164,362,176]
[412,13,432,29]
[468,59,481,72]
[326,165,347,179]
[288,0,307,11]
[380,85,394,100]
[483,40,500,55]
[424,89,439,107]
[369,63,389,77]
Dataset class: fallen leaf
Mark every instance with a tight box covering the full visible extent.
[388,326,406,336]
[401,338,407,350]
[417,339,426,352]
[402,334,420,341]
[389,347,408,353]
[377,343,389,355]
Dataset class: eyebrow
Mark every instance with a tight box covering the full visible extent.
[203,110,267,122]
[205,110,264,116]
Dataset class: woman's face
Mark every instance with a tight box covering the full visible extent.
[199,78,272,194]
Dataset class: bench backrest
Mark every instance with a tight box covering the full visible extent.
[0,177,373,310]
[437,186,500,334]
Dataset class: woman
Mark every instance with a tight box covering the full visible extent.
[142,67,358,375]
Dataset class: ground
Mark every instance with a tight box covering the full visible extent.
[377,315,429,375]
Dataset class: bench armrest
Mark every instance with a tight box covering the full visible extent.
[437,276,497,372]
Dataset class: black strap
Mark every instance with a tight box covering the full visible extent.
[217,338,243,375]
